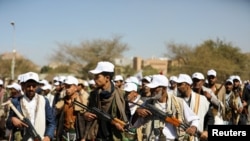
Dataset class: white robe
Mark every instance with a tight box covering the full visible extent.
[188,91,210,132]
[21,94,46,140]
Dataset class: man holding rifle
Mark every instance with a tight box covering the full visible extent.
[131,74,200,141]
[123,82,144,141]
[6,72,55,141]
[83,61,129,141]
[55,75,88,141]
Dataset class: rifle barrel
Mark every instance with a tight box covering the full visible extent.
[72,100,129,129]
[72,100,88,109]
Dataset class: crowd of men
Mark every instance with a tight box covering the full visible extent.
[0,61,249,141]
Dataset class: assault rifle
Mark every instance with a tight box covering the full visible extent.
[129,101,201,137]
[2,100,42,141]
[72,100,132,133]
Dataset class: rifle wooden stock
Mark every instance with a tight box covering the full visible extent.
[113,117,127,127]
[2,100,24,120]
[165,116,181,127]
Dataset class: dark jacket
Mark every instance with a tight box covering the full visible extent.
[84,83,128,141]
[56,108,85,141]
[55,97,86,141]
[242,84,250,105]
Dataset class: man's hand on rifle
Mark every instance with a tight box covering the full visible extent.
[136,108,152,118]
[185,125,197,136]
[11,117,28,128]
[83,112,97,121]
[111,120,125,132]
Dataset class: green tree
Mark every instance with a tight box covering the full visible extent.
[0,55,39,80]
[40,65,53,74]
[166,39,250,81]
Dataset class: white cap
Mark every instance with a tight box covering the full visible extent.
[64,76,78,85]
[125,76,140,85]
[41,84,52,90]
[54,82,60,86]
[123,82,138,92]
[89,61,114,74]
[88,79,95,85]
[146,74,169,88]
[207,69,216,76]
[53,76,59,82]
[114,75,123,81]
[192,72,205,80]
[58,76,66,83]
[169,76,178,82]
[176,74,193,85]
[230,75,242,84]
[83,80,89,87]
[18,73,26,83]
[39,79,49,85]
[226,78,233,84]
[142,76,151,83]
[234,75,241,81]
[6,83,21,91]
[23,72,40,83]
[0,79,3,85]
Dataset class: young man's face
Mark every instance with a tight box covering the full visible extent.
[225,82,233,91]
[77,84,83,91]
[65,84,77,96]
[177,82,189,96]
[54,84,61,92]
[42,89,50,95]
[150,86,163,97]
[8,88,19,97]
[24,80,38,99]
[192,78,203,89]
[207,75,217,85]
[170,80,177,88]
[233,79,241,88]
[125,91,136,102]
[94,74,109,88]
[114,80,123,88]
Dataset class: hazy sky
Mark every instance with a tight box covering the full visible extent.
[1,0,249,67]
